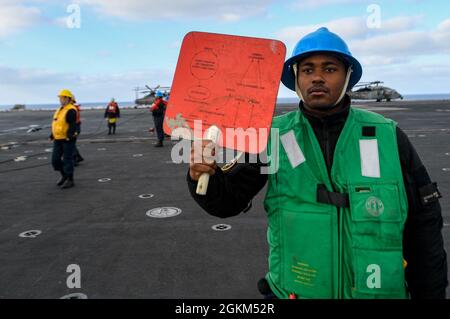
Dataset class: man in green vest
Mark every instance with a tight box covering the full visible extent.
[186,28,447,299]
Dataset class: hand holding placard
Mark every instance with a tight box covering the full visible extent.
[195,125,220,195]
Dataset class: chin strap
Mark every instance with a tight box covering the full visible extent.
[334,66,353,106]
[292,63,353,106]
[292,63,305,102]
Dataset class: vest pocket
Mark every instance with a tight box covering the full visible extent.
[351,248,406,298]
[347,182,407,298]
[281,209,334,299]
[349,182,403,222]
[348,182,404,243]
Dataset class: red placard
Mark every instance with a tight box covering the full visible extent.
[164,31,286,154]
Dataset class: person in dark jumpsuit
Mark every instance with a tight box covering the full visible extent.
[150,91,167,147]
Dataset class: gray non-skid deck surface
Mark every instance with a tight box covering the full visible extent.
[0,100,449,298]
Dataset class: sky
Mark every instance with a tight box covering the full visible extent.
[0,0,449,104]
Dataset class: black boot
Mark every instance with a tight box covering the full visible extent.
[75,155,84,166]
[154,141,163,147]
[76,155,84,163]
[57,173,67,186]
[61,175,74,189]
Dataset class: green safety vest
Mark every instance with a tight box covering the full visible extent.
[263,107,409,299]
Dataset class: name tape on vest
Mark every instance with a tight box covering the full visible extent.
[281,130,305,169]
[359,139,381,178]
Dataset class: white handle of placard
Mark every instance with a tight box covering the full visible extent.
[196,125,220,195]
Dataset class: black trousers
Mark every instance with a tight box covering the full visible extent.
[153,114,164,142]
[108,123,116,134]
[73,140,83,161]
[258,278,278,299]
[74,125,83,161]
[52,139,75,177]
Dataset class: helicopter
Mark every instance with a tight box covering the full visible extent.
[133,84,171,107]
[349,81,403,102]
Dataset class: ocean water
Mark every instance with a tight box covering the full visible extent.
[402,94,450,101]
[1,94,450,111]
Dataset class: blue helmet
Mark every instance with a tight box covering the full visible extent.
[155,91,164,98]
[281,27,362,91]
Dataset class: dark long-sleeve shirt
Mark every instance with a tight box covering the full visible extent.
[187,96,448,299]
[150,98,167,116]
[66,109,77,139]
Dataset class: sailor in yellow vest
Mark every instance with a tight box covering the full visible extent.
[186,28,447,298]
[50,89,78,189]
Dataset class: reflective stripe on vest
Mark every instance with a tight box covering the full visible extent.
[263,107,408,299]
[52,104,77,140]
[108,103,118,113]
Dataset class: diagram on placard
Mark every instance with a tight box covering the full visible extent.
[233,52,266,129]
[166,32,285,153]
[190,49,218,81]
[187,48,222,128]
[241,54,264,90]
[184,43,270,131]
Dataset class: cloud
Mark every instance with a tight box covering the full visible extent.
[361,60,450,94]
[277,17,368,43]
[437,18,450,32]
[274,13,450,94]
[290,0,425,11]
[276,15,449,67]
[350,31,440,58]
[276,15,422,45]
[382,15,421,32]
[80,0,271,21]
[0,65,74,86]
[358,56,410,67]
[291,0,366,10]
[0,3,42,38]
[0,65,174,104]
[349,21,450,63]
[96,50,112,58]
[168,40,182,49]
